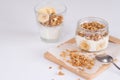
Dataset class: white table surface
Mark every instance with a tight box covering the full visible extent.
[0,0,120,80]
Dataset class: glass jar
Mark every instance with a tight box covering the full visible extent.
[34,0,67,42]
[75,17,109,52]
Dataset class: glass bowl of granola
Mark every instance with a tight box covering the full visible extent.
[34,0,67,42]
[75,17,109,52]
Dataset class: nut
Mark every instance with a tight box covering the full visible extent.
[58,71,64,76]
[49,14,63,26]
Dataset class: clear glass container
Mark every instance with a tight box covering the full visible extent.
[34,0,67,42]
[75,17,109,52]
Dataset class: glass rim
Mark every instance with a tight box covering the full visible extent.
[34,2,67,15]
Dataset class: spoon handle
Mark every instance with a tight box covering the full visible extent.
[112,62,120,70]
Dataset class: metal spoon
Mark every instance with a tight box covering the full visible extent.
[95,54,120,70]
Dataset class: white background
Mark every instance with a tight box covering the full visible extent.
[0,0,120,80]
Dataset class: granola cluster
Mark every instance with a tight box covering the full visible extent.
[69,52,95,69]
[60,49,95,70]
[58,71,64,76]
[77,21,108,41]
[37,7,63,27]
[81,21,105,31]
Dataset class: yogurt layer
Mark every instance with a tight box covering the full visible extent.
[75,35,109,51]
[40,25,62,41]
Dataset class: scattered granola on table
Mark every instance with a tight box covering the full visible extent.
[69,52,95,69]
[58,71,64,76]
[60,49,95,70]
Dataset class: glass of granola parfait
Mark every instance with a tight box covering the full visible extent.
[34,1,67,42]
[75,17,109,52]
